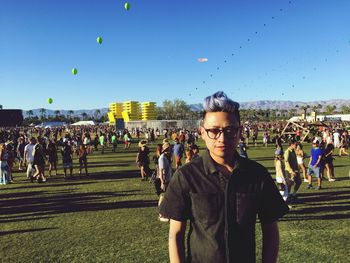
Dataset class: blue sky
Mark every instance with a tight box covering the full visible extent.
[1,0,349,110]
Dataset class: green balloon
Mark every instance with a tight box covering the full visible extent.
[124,2,130,11]
[97,36,103,44]
[72,68,78,75]
[48,98,53,104]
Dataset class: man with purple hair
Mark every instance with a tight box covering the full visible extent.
[160,91,289,263]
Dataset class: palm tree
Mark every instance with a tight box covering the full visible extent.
[54,110,60,118]
[68,110,74,120]
[81,112,88,120]
[325,105,336,115]
[39,108,46,120]
[300,105,310,120]
[94,109,101,120]
[27,110,33,119]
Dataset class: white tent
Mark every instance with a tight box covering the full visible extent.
[71,120,96,126]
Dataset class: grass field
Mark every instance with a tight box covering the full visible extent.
[1,139,349,263]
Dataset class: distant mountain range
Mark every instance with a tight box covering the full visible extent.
[190,99,350,111]
[24,99,350,117]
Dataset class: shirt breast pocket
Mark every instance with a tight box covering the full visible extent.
[190,192,221,228]
[236,193,258,225]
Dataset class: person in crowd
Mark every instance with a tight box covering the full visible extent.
[136,140,151,181]
[159,91,289,263]
[16,137,26,171]
[78,144,89,177]
[158,142,173,222]
[32,142,47,183]
[338,131,349,157]
[184,148,193,164]
[46,139,58,177]
[173,137,184,169]
[0,143,10,185]
[307,139,324,190]
[99,133,105,154]
[284,138,301,201]
[191,144,200,159]
[111,132,118,153]
[123,130,132,149]
[296,143,308,183]
[238,137,248,158]
[274,148,289,204]
[24,137,36,181]
[324,140,336,181]
[62,141,74,179]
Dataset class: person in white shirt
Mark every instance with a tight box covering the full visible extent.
[24,137,36,181]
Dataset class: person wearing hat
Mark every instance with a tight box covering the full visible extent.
[307,139,324,190]
[136,140,151,181]
[160,91,289,263]
[158,141,173,222]
[284,138,301,200]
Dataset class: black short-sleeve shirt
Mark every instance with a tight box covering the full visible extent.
[159,150,289,263]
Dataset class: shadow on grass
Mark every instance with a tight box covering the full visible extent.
[0,227,58,236]
[90,170,141,180]
[282,188,350,221]
[0,189,156,220]
[2,181,95,191]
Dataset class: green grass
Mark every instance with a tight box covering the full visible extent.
[1,140,349,262]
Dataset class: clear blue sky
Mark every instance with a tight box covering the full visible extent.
[1,0,349,110]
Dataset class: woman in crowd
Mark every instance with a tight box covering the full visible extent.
[46,139,58,177]
[32,142,47,183]
[136,140,151,181]
[339,131,349,157]
[78,144,89,177]
[324,141,336,181]
[0,143,10,185]
[296,143,308,183]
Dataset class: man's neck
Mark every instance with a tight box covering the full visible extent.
[211,153,237,175]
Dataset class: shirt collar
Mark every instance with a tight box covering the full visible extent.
[202,150,241,175]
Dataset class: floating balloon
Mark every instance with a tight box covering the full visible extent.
[48,98,53,104]
[124,2,130,11]
[197,58,208,63]
[72,68,78,75]
[96,36,103,44]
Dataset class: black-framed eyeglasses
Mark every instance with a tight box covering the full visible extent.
[203,126,240,139]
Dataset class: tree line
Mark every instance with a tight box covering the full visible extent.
[23,100,350,125]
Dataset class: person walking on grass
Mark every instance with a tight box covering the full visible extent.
[78,144,88,177]
[24,137,36,181]
[32,143,47,183]
[62,141,73,179]
[136,140,151,181]
[324,141,336,181]
[284,138,301,201]
[173,138,184,169]
[307,139,324,190]
[0,143,11,185]
[158,142,173,222]
[46,139,58,177]
[160,91,289,263]
[16,137,26,171]
[296,143,308,183]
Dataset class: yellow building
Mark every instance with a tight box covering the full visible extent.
[123,101,142,121]
[141,102,157,120]
[108,101,157,123]
[109,102,123,118]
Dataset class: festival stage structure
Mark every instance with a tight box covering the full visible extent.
[0,109,23,127]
